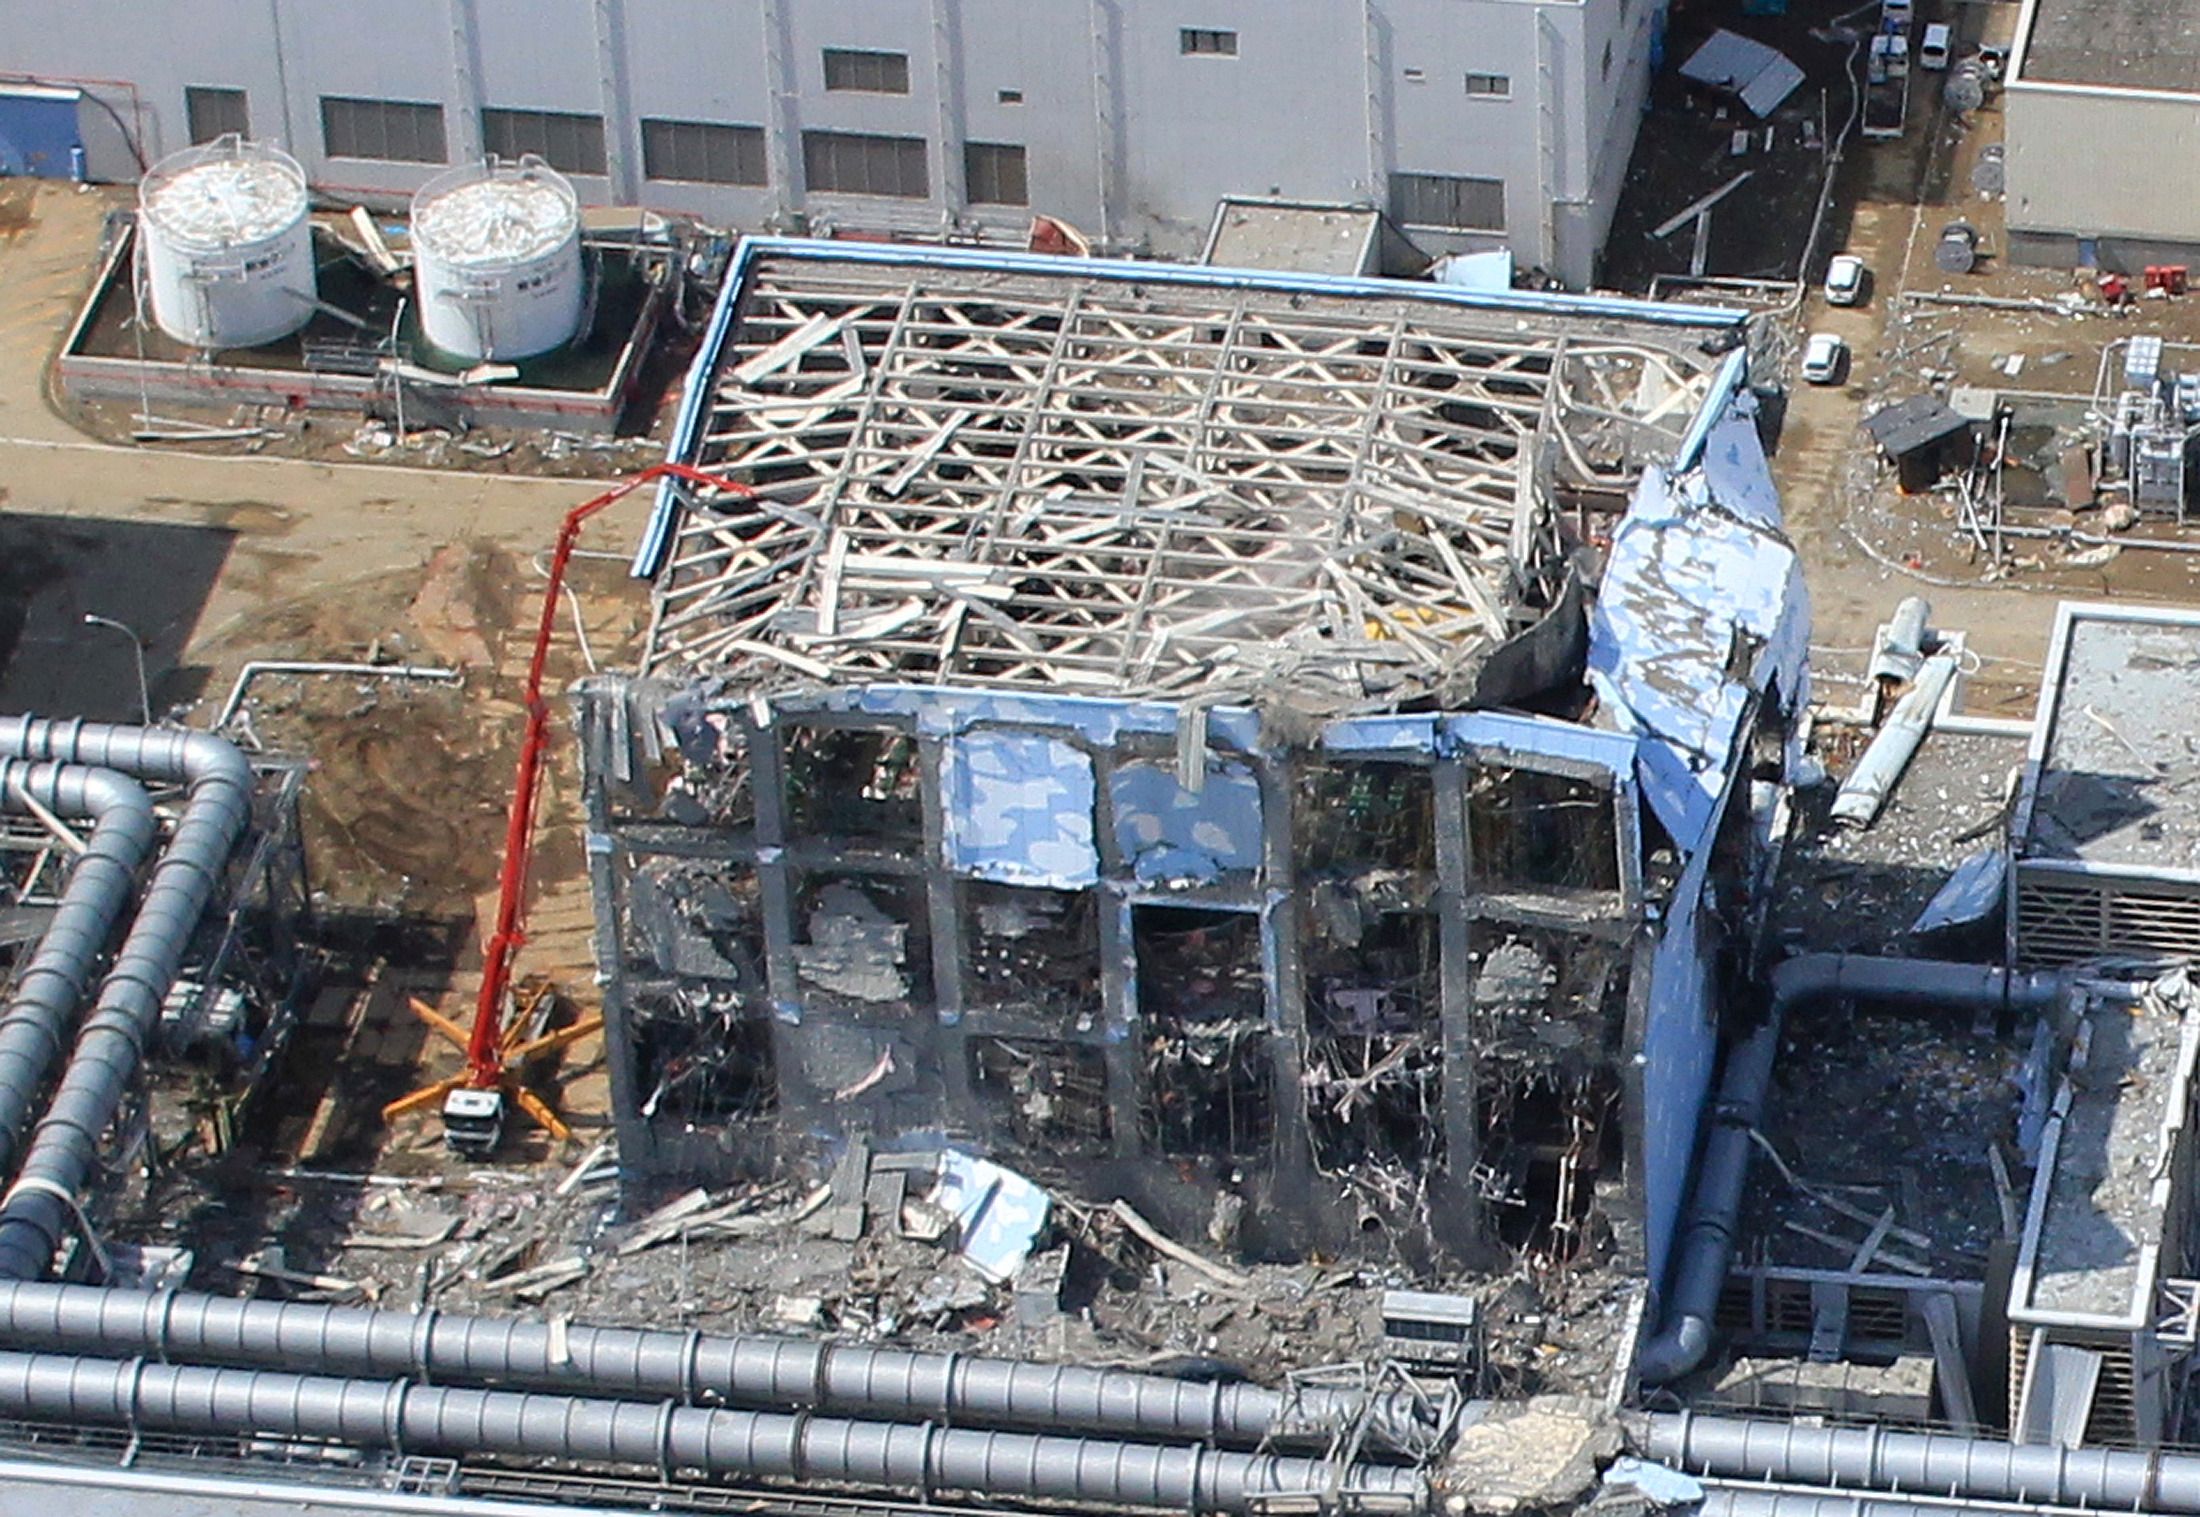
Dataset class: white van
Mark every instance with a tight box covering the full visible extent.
[1919,23,1953,69]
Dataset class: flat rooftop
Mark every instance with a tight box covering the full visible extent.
[2020,608,2200,872]
[2018,0,2200,95]
[1745,726,2037,1277]
[643,239,1740,712]
[2020,976,2199,1322]
[1202,200,1386,277]
[1744,1003,2016,1276]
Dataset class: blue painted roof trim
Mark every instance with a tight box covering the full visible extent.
[631,233,771,579]
[634,235,1751,579]
[727,680,1638,772]
[1323,710,1638,773]
[712,236,1750,327]
[1671,348,1750,474]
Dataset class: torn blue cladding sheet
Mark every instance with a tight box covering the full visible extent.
[1111,760,1264,885]
[1696,404,1782,531]
[1588,417,1808,855]
[1913,847,2007,938]
[932,1149,1051,1283]
[1601,1457,1704,1508]
[940,732,1098,888]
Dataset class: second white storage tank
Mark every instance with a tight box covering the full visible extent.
[410,156,585,363]
[138,135,316,350]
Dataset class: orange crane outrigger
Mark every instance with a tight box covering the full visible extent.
[385,462,748,1153]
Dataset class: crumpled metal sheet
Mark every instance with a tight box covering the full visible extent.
[931,1149,1051,1283]
[1587,405,1809,855]
[1696,403,1783,531]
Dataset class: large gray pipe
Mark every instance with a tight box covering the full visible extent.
[1831,652,1959,829]
[0,1279,1436,1452]
[1698,1482,2141,1517]
[0,1349,1425,1514]
[1635,956,2064,1385]
[0,762,155,1177]
[0,719,253,1281]
[1643,1410,2200,1512]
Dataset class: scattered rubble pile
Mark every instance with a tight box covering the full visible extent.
[125,1137,1638,1403]
[1745,1006,2020,1275]
[1775,730,2018,955]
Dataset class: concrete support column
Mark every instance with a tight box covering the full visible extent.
[593,0,642,202]
[445,0,485,162]
[1434,756,1481,1252]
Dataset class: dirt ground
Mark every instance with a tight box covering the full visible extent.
[1602,0,2200,716]
[0,177,653,1155]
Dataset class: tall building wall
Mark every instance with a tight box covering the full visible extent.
[2,0,1658,285]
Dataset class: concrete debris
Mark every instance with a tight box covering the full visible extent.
[182,1126,1637,1414]
[771,1293,824,1328]
[1598,1456,1705,1510]
[793,882,911,1002]
[1012,1245,1069,1327]
[1438,1395,1621,1515]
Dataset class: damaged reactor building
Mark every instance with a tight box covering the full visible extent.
[577,238,1807,1284]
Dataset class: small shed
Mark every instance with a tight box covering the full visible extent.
[1680,31,1807,117]
[1200,198,1429,278]
[1865,393,1976,492]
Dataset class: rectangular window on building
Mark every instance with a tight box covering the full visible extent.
[803,130,929,197]
[320,95,447,163]
[1463,72,1510,98]
[1389,171,1505,232]
[823,48,912,94]
[642,118,767,185]
[1180,28,1238,56]
[481,107,607,175]
[185,87,249,144]
[964,141,1028,205]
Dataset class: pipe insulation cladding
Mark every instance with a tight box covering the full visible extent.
[0,1351,1426,1514]
[0,1280,1446,1452]
[1642,1412,2200,1512]
[0,762,156,1178]
[0,719,254,1281]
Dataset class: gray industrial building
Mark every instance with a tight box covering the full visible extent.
[0,0,1659,286]
[2004,0,2200,269]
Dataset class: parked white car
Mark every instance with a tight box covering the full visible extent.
[1802,332,1848,385]
[1919,22,1953,69]
[1826,254,1868,306]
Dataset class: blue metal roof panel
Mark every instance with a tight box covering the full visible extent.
[1589,409,1807,852]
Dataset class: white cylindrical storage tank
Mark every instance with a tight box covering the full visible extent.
[410,156,585,363]
[138,134,315,350]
